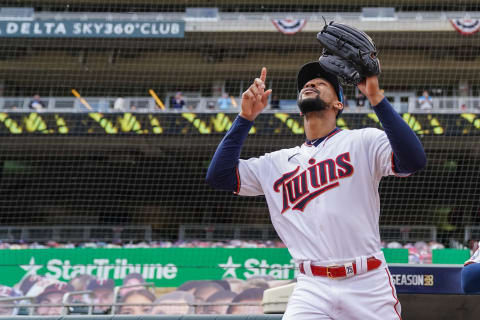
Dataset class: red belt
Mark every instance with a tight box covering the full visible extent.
[299,257,382,278]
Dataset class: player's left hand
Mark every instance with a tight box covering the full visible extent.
[317,22,380,86]
[357,75,384,106]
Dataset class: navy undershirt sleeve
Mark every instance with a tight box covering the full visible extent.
[206,115,253,192]
[373,98,427,174]
[461,263,480,294]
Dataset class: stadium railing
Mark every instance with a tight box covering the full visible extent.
[178,223,441,243]
[178,224,278,241]
[2,96,479,114]
[0,299,278,317]
[29,10,480,23]
[1,224,470,244]
[380,225,438,243]
[0,225,152,243]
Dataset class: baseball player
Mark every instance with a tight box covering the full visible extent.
[206,25,426,319]
[461,241,480,293]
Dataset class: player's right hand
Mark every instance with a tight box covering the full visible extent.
[357,75,384,107]
[239,67,272,121]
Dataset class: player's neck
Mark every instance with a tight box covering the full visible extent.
[304,113,337,140]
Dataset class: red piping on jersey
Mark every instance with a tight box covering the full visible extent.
[385,268,402,320]
[322,128,342,146]
[304,139,316,147]
[390,152,397,173]
[234,166,241,194]
[304,128,342,147]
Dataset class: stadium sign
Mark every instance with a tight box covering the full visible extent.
[0,248,444,290]
[389,265,463,294]
[0,20,185,38]
[0,248,295,287]
[218,256,298,280]
[21,257,178,281]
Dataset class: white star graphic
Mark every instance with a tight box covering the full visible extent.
[218,256,242,279]
[20,257,42,276]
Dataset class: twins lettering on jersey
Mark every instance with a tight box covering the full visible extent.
[273,152,354,213]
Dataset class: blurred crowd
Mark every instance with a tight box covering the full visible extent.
[0,239,457,252]
[382,240,446,264]
[0,272,288,316]
[0,239,287,250]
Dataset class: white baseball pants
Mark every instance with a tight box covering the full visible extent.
[283,266,401,320]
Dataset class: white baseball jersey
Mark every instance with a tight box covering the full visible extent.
[465,242,480,266]
[238,128,408,263]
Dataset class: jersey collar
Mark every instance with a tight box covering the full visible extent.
[305,127,341,147]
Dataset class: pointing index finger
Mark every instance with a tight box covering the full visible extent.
[260,67,267,82]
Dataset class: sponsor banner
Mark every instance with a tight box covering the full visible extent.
[0,249,462,292]
[0,248,296,287]
[389,265,463,294]
[0,20,184,38]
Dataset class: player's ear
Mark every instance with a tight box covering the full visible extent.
[333,101,343,115]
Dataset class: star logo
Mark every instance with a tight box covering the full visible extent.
[218,256,241,279]
[20,257,43,276]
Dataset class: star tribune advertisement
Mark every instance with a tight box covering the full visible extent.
[2,248,298,287]
[1,248,462,293]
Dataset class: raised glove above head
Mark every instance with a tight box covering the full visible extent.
[316,21,380,86]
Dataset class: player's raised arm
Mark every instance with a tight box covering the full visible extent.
[358,75,427,174]
[239,67,272,121]
[206,68,272,192]
[317,22,426,175]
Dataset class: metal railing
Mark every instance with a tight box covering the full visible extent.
[0,97,158,113]
[408,96,480,113]
[178,224,442,243]
[178,224,279,241]
[2,96,479,114]
[380,225,438,243]
[62,291,95,316]
[0,225,152,243]
[3,224,478,244]
[0,296,35,316]
[0,295,271,317]
[28,11,480,22]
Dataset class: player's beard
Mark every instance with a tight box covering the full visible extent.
[297,91,329,115]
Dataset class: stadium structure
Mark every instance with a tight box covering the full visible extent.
[0,1,478,319]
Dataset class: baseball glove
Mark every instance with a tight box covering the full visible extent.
[316,21,380,86]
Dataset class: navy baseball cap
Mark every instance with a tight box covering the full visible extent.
[297,61,343,105]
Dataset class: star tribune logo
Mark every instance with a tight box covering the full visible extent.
[218,256,241,278]
[20,257,42,276]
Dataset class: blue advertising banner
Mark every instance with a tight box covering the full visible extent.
[0,20,185,38]
[389,265,463,294]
